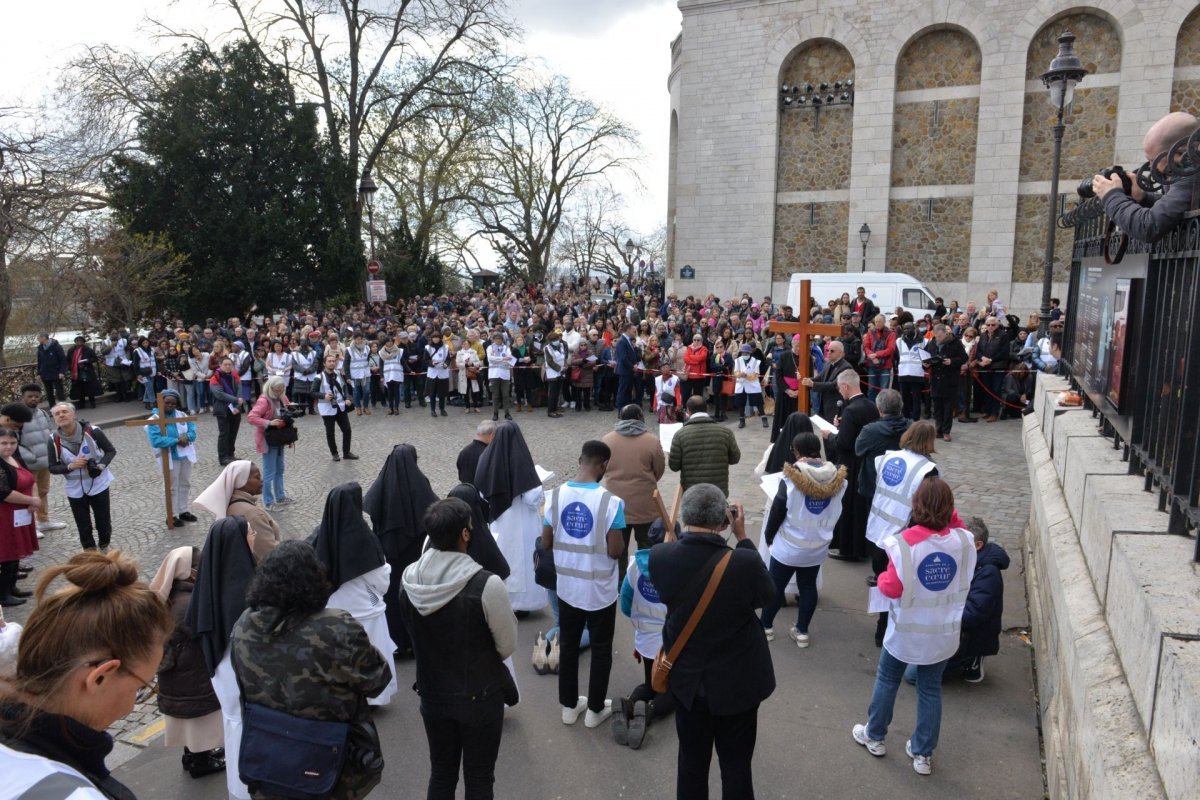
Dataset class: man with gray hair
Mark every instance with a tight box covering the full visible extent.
[821,369,880,561]
[1095,111,1199,243]
[456,418,496,485]
[648,484,775,799]
[803,339,854,419]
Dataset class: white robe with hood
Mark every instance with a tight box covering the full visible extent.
[492,485,548,611]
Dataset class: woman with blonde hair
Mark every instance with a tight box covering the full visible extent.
[0,550,175,797]
[247,376,293,510]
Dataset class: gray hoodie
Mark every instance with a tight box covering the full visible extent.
[401,548,517,660]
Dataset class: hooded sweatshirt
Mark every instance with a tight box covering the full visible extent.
[401,548,517,660]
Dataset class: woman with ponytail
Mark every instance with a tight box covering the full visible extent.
[0,549,174,799]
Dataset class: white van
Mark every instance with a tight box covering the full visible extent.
[787,272,937,320]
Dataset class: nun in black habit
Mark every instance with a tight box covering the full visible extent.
[363,444,439,656]
[184,516,258,800]
[771,336,803,443]
[310,482,399,706]
[473,422,546,611]
[447,482,511,581]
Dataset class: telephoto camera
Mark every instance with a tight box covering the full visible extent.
[1078,166,1132,199]
[284,403,305,419]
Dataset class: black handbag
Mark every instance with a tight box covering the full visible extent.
[264,413,299,447]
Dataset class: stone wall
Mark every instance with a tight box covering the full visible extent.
[1019,86,1120,183]
[777,41,856,193]
[773,201,849,279]
[1171,79,1200,115]
[896,28,980,90]
[1012,193,1071,284]
[885,197,972,282]
[1024,12,1122,79]
[1174,7,1200,66]
[891,98,979,186]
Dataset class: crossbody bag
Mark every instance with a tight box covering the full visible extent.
[650,549,733,693]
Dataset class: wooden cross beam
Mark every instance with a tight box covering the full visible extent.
[766,280,844,414]
[125,392,199,528]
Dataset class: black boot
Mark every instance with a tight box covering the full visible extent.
[738,417,746,429]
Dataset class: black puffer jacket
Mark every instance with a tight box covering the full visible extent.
[158,579,221,720]
[958,542,1010,658]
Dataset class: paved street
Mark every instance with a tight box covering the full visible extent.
[12,399,1042,798]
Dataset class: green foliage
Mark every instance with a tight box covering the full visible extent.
[104,42,360,320]
[377,224,445,296]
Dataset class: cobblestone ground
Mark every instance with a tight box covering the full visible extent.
[11,399,1041,797]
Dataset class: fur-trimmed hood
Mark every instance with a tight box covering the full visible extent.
[782,461,847,499]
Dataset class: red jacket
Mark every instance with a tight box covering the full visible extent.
[683,344,709,379]
[863,329,897,369]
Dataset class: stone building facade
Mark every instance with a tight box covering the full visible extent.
[666,0,1200,313]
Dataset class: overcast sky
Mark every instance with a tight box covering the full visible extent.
[0,0,679,235]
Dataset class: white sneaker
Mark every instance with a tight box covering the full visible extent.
[852,723,886,756]
[532,632,549,675]
[906,740,932,775]
[584,700,613,728]
[788,628,810,648]
[38,521,67,531]
[763,627,775,642]
[36,530,44,539]
[562,696,587,725]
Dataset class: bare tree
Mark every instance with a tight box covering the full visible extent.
[469,75,638,282]
[554,187,623,281]
[70,226,186,330]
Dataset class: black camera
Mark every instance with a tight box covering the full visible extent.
[1078,166,1132,199]
[284,402,306,419]
[86,459,104,479]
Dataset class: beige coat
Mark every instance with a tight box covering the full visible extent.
[601,427,666,524]
[227,490,281,563]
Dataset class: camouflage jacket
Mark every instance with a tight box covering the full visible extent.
[230,607,391,724]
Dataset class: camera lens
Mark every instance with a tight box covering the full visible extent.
[1076,176,1096,199]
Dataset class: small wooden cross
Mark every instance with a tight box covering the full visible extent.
[766,280,844,414]
[125,393,200,528]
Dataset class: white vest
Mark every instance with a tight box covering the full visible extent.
[425,345,450,379]
[136,347,156,377]
[104,338,126,367]
[487,344,514,380]
[543,343,567,379]
[626,558,666,658]
[896,338,927,378]
[882,528,976,665]
[316,372,349,416]
[347,345,371,380]
[734,356,762,394]
[233,351,252,382]
[866,450,936,545]
[382,351,405,382]
[55,427,115,499]
[267,352,292,378]
[769,471,846,567]
[655,375,679,406]
[548,484,621,611]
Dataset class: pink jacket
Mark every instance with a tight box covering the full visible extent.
[247,393,290,454]
[877,510,966,598]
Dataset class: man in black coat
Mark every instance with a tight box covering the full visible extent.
[972,317,1010,421]
[649,484,775,800]
[36,334,68,408]
[927,324,968,440]
[455,419,495,485]
[803,339,853,419]
[822,370,880,561]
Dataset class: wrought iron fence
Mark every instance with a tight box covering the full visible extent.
[1060,151,1200,560]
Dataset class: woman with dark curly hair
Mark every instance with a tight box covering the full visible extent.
[230,540,391,799]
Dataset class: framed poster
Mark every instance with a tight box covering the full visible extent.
[1106,278,1134,411]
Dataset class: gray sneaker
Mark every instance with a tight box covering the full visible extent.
[906,740,932,775]
[852,724,886,756]
[274,497,296,507]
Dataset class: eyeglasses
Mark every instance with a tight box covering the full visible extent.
[87,659,158,703]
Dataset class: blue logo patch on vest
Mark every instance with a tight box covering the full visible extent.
[916,552,957,591]
[637,573,661,604]
[881,457,907,487]
[804,495,832,514]
[560,501,594,539]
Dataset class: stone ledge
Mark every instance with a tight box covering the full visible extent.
[1062,436,1131,529]
[1152,638,1200,800]
[1079,475,1164,602]
[1051,411,1098,482]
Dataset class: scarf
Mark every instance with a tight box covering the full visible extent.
[363,444,439,555]
[474,421,541,522]
[446,483,511,580]
[185,517,256,676]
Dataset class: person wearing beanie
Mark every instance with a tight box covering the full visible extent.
[146,390,198,527]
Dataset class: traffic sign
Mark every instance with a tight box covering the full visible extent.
[366,280,387,302]
[367,260,382,275]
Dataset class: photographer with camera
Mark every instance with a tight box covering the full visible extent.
[248,376,296,511]
[47,402,116,551]
[1090,112,1199,243]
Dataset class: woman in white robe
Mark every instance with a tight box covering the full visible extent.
[310,482,399,706]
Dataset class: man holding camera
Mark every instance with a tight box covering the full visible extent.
[1093,112,1199,243]
[46,402,116,551]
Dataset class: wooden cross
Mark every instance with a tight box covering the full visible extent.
[125,393,199,528]
[766,280,844,414]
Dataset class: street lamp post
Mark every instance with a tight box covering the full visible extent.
[1039,31,1089,339]
[358,168,378,259]
[859,223,871,271]
[624,237,641,287]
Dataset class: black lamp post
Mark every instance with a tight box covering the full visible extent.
[624,237,640,286]
[859,223,871,271]
[1039,31,1089,339]
[358,168,378,263]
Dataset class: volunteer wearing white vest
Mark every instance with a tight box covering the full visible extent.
[345,333,372,415]
[540,440,626,729]
[380,335,405,415]
[865,422,939,557]
[317,353,358,461]
[487,331,516,421]
[46,403,116,552]
[424,331,451,418]
[543,330,568,417]
[734,343,767,429]
[759,432,847,648]
[654,364,680,424]
[853,477,976,776]
[145,390,199,528]
[895,322,930,421]
[231,342,253,402]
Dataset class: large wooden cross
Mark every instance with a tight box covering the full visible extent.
[766,280,844,414]
[125,393,199,529]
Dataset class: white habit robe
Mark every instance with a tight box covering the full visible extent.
[211,651,251,800]
[493,485,548,611]
[326,563,399,706]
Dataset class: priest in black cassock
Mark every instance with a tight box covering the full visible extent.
[822,370,880,561]
[770,335,802,443]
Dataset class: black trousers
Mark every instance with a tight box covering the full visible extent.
[557,599,616,712]
[427,377,449,411]
[322,410,352,455]
[215,413,241,463]
[619,521,653,585]
[933,395,955,435]
[405,375,426,406]
[421,700,504,800]
[0,560,18,599]
[42,378,65,407]
[675,696,759,800]
[899,378,925,421]
[68,489,112,550]
[546,379,562,414]
[628,656,676,718]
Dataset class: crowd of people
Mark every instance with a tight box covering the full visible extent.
[0,276,1026,799]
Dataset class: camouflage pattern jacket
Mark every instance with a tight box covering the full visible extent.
[230,607,391,724]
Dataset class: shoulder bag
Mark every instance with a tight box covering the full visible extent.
[650,549,733,693]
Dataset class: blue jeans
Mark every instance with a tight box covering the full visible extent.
[261,445,286,506]
[546,589,589,649]
[760,559,820,632]
[867,648,948,756]
[142,378,155,404]
[352,378,369,408]
[867,368,891,400]
[183,381,201,413]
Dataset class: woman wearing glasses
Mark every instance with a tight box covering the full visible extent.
[0,549,174,798]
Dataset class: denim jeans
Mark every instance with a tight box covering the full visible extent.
[760,559,820,632]
[867,368,892,400]
[352,378,369,408]
[142,378,156,404]
[866,647,948,756]
[261,445,286,505]
[183,380,201,413]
